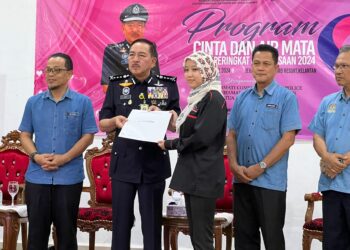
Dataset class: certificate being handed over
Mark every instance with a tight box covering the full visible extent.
[119,109,172,143]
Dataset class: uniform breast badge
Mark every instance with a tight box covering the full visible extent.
[147,87,168,99]
[119,80,133,87]
[139,93,149,110]
[140,103,149,111]
[327,103,336,113]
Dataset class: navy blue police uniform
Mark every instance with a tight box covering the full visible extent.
[99,73,180,250]
[100,3,160,86]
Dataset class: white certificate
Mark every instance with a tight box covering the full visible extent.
[119,109,172,143]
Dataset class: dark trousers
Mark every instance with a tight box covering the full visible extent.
[111,180,165,250]
[322,190,350,250]
[25,181,82,250]
[234,183,286,250]
[184,194,216,250]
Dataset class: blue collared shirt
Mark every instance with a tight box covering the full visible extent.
[228,81,301,191]
[309,90,350,194]
[19,89,98,185]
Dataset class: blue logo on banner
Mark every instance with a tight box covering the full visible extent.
[318,14,350,70]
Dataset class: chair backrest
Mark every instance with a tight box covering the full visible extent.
[0,130,29,200]
[85,132,114,207]
[216,147,234,212]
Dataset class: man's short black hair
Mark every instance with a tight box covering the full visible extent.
[252,44,279,64]
[48,52,73,70]
[130,38,157,58]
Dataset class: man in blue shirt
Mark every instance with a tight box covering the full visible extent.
[19,53,98,250]
[226,44,301,250]
[309,45,350,250]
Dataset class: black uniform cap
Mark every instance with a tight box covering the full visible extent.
[120,3,149,23]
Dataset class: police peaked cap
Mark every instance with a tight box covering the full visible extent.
[120,3,149,23]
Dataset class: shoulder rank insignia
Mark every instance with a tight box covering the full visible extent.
[156,74,177,83]
[109,74,130,82]
[109,43,119,49]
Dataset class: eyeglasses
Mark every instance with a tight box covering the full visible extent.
[45,68,69,74]
[333,64,350,71]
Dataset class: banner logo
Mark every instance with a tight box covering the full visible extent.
[318,14,350,70]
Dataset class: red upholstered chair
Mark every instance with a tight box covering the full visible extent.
[302,192,323,250]
[76,132,114,250]
[215,147,234,243]
[216,147,234,213]
[163,147,234,250]
[0,130,29,250]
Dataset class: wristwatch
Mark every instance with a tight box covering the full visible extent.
[30,151,38,163]
[259,161,267,169]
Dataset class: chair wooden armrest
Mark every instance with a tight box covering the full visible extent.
[82,186,92,193]
[302,192,323,250]
[17,184,25,204]
[304,192,322,223]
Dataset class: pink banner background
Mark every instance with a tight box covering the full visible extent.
[35,0,350,139]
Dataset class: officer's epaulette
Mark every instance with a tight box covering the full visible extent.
[108,42,123,48]
[107,43,118,49]
[156,74,177,83]
[109,74,130,82]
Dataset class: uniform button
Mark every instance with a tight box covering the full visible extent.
[248,147,250,150]
[248,134,251,137]
[252,122,254,125]
[163,151,167,155]
[139,146,143,150]
[114,152,117,155]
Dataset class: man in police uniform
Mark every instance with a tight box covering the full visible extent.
[100,3,160,93]
[99,38,180,250]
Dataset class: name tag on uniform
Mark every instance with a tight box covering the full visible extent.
[65,112,80,117]
[120,94,131,100]
[266,104,278,109]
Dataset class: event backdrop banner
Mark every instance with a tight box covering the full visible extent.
[35,0,350,139]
